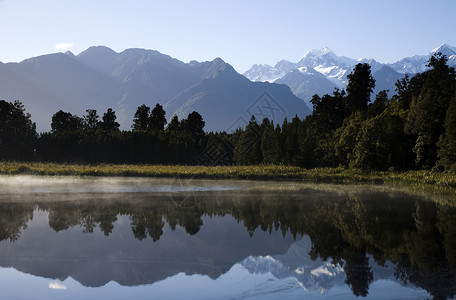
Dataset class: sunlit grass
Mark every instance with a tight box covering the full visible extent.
[1,161,456,197]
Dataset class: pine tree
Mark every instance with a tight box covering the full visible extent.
[51,110,82,133]
[166,115,181,132]
[183,111,205,134]
[149,104,167,131]
[132,104,150,131]
[346,63,375,113]
[83,109,100,132]
[261,121,279,164]
[234,115,262,165]
[407,53,456,168]
[0,100,37,159]
[100,108,120,132]
[437,90,456,170]
[368,90,388,118]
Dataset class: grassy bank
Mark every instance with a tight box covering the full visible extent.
[1,161,456,194]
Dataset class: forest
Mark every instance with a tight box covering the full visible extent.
[1,53,455,171]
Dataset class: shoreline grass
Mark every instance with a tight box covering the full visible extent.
[1,161,456,197]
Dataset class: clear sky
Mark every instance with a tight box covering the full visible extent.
[0,0,455,72]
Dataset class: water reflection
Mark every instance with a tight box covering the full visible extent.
[0,177,455,299]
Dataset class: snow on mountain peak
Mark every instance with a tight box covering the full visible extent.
[431,43,456,55]
[389,44,456,75]
[298,66,318,75]
[243,43,456,100]
[301,47,335,60]
[242,64,285,82]
[310,263,344,277]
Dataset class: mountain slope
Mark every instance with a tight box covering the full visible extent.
[372,66,403,97]
[274,68,336,109]
[0,47,311,132]
[2,53,131,129]
[165,58,311,132]
[77,46,200,102]
[0,62,65,130]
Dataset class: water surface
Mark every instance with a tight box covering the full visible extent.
[0,176,454,299]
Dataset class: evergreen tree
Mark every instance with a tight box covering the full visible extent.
[346,63,375,113]
[100,108,120,132]
[83,109,100,132]
[51,110,82,133]
[407,53,456,168]
[166,115,181,132]
[132,104,150,131]
[437,89,456,170]
[261,120,280,164]
[305,89,349,166]
[149,104,167,131]
[333,112,364,167]
[0,100,36,159]
[283,115,302,165]
[368,90,388,118]
[183,111,205,134]
[234,115,262,165]
[310,89,349,132]
[351,115,389,170]
[392,73,425,110]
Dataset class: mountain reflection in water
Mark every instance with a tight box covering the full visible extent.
[0,177,455,299]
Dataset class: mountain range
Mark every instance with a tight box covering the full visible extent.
[0,47,310,132]
[1,44,455,132]
[243,44,456,109]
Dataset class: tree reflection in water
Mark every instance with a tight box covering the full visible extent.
[0,188,454,299]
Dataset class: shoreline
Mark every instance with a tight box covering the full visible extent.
[1,162,456,196]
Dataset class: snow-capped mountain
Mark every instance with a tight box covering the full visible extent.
[242,64,286,82]
[243,44,456,106]
[389,43,456,74]
[296,47,356,87]
[244,47,355,88]
[240,236,400,296]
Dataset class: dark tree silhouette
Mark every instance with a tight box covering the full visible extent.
[234,115,262,165]
[149,104,167,131]
[183,111,205,134]
[132,104,150,132]
[83,109,100,131]
[100,108,120,132]
[167,115,181,132]
[51,110,82,133]
[407,53,456,168]
[346,63,375,113]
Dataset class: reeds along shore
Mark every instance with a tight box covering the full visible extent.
[1,161,456,196]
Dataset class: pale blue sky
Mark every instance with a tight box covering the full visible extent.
[0,0,455,72]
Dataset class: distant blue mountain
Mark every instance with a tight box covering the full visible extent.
[0,46,310,132]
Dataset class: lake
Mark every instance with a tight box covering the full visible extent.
[0,176,455,299]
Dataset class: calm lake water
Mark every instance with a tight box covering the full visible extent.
[0,176,455,299]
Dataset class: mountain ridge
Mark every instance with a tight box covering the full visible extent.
[0,47,310,132]
[243,44,456,106]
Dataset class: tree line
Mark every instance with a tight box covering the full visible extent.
[1,52,455,170]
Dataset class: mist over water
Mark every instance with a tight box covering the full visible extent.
[0,175,246,195]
